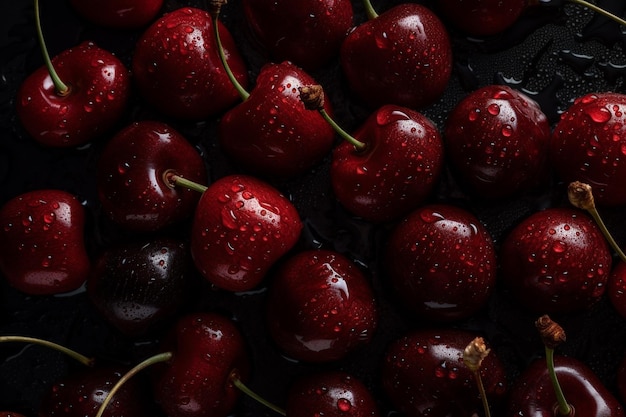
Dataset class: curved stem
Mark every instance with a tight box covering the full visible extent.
[95,352,173,417]
[230,372,286,416]
[212,7,249,101]
[163,170,208,194]
[361,0,379,20]
[34,0,69,96]
[472,370,491,417]
[0,336,94,366]
[545,347,572,416]
[567,0,626,27]
[586,207,626,264]
[318,108,366,151]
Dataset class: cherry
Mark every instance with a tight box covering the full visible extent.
[190,174,302,292]
[340,1,452,109]
[300,85,444,222]
[16,0,130,147]
[381,328,507,417]
[68,0,164,29]
[435,0,527,36]
[285,371,380,417]
[96,120,207,232]
[266,249,378,362]
[0,189,90,295]
[131,7,248,120]
[384,204,497,322]
[87,238,192,337]
[444,85,551,199]
[608,262,626,320]
[551,92,626,206]
[499,207,612,314]
[242,0,354,70]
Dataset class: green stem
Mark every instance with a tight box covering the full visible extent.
[545,347,572,416]
[34,0,69,95]
[361,0,379,20]
[472,370,491,417]
[567,0,626,27]
[212,8,249,101]
[95,352,173,417]
[230,372,286,416]
[0,336,94,366]
[163,170,208,194]
[318,108,366,151]
[586,206,626,264]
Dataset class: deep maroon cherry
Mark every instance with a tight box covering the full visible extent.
[190,174,302,292]
[96,120,207,232]
[551,92,626,206]
[132,7,248,120]
[0,189,90,295]
[435,0,527,36]
[500,207,612,314]
[266,249,378,362]
[444,85,551,199]
[385,204,497,322]
[608,261,626,320]
[87,238,191,337]
[381,328,507,417]
[286,371,380,417]
[340,2,452,109]
[242,0,354,70]
[69,0,164,28]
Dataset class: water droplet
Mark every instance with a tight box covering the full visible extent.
[488,103,500,115]
[337,398,352,412]
[586,106,611,123]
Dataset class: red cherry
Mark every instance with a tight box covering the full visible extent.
[68,0,164,29]
[385,204,497,322]
[96,120,207,232]
[340,3,452,109]
[0,189,90,295]
[242,0,354,70]
[507,355,625,417]
[266,249,378,362]
[190,174,302,292]
[329,104,444,222]
[500,207,612,314]
[551,92,626,206]
[132,7,248,120]
[607,261,626,319]
[87,238,191,337]
[435,0,527,36]
[286,371,380,417]
[381,328,507,417]
[16,41,130,147]
[444,85,551,199]
[218,61,336,178]
[153,312,250,417]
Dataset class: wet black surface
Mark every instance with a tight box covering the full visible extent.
[1,0,626,416]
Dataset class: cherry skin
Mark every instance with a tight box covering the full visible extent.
[507,355,625,417]
[435,0,527,36]
[385,204,497,322]
[286,371,380,417]
[68,0,164,29]
[0,189,90,295]
[96,120,207,232]
[266,249,378,362]
[153,312,250,417]
[500,207,612,314]
[16,41,130,147]
[551,92,626,206]
[607,261,626,320]
[132,7,248,120]
[444,85,551,199]
[218,61,335,178]
[242,0,354,70]
[331,105,444,222]
[190,174,302,292]
[340,3,452,110]
[381,328,507,417]
[87,238,191,337]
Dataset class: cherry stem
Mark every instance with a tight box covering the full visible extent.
[210,0,249,101]
[0,335,94,366]
[463,337,492,417]
[567,182,626,264]
[34,0,69,96]
[545,346,572,416]
[94,351,173,417]
[567,0,626,27]
[229,371,286,416]
[163,170,208,194]
[361,0,379,20]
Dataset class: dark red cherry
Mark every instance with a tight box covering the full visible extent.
[69,0,164,28]
[435,0,527,36]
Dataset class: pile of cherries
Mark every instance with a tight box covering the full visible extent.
[2,0,626,416]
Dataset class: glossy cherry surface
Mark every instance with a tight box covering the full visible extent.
[435,0,527,36]
[68,0,164,28]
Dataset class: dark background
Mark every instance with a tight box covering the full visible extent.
[1,0,626,415]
